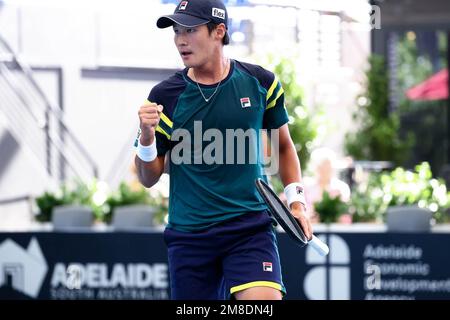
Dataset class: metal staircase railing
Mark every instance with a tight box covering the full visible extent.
[0,34,98,181]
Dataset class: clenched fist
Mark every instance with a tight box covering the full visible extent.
[138,102,163,145]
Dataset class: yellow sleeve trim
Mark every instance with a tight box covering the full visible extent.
[266,78,279,102]
[266,87,284,110]
[160,113,173,128]
[230,281,282,294]
[156,126,171,140]
[145,99,173,128]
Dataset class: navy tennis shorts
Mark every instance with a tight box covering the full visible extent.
[163,210,286,300]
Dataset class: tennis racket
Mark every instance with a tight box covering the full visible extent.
[255,178,329,256]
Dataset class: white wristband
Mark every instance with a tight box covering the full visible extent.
[284,182,307,209]
[136,139,157,162]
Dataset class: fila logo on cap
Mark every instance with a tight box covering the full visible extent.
[263,262,273,272]
[179,1,188,10]
[240,97,251,108]
[212,7,225,19]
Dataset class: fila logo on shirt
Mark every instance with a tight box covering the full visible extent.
[263,262,273,272]
[240,97,251,108]
[212,8,225,19]
[179,1,188,10]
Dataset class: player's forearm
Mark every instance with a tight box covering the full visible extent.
[278,136,313,238]
[278,142,303,186]
[135,155,164,188]
[277,125,303,186]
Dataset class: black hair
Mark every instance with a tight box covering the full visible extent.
[206,22,230,45]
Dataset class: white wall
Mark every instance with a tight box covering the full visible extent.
[0,2,180,228]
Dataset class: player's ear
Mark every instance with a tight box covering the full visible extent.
[215,23,226,42]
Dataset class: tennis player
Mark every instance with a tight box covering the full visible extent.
[135,0,312,300]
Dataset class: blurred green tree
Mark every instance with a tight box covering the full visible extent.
[345,55,414,166]
[263,56,325,172]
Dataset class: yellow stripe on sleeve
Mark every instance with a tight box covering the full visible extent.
[266,87,284,110]
[266,78,279,102]
[155,126,171,140]
[160,113,173,128]
[145,99,173,128]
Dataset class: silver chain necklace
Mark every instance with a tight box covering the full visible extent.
[192,59,229,103]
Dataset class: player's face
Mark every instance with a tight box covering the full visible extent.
[173,24,217,68]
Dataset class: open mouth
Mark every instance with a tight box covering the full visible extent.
[180,51,193,58]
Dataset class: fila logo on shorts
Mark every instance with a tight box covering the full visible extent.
[240,97,251,108]
[179,1,188,10]
[212,7,225,19]
[263,262,273,272]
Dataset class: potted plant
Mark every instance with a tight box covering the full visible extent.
[349,162,450,224]
[313,191,349,224]
[34,179,108,223]
[380,162,450,223]
[104,182,168,225]
[349,173,388,223]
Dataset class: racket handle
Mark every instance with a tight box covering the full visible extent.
[308,235,329,256]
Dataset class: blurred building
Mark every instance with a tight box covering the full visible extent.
[371,0,450,177]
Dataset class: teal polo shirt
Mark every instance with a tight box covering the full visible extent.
[146,59,288,232]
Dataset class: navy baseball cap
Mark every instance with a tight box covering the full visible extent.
[157,0,229,43]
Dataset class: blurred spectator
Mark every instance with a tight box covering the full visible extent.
[304,147,351,223]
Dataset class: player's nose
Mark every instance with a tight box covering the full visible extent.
[175,34,188,47]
